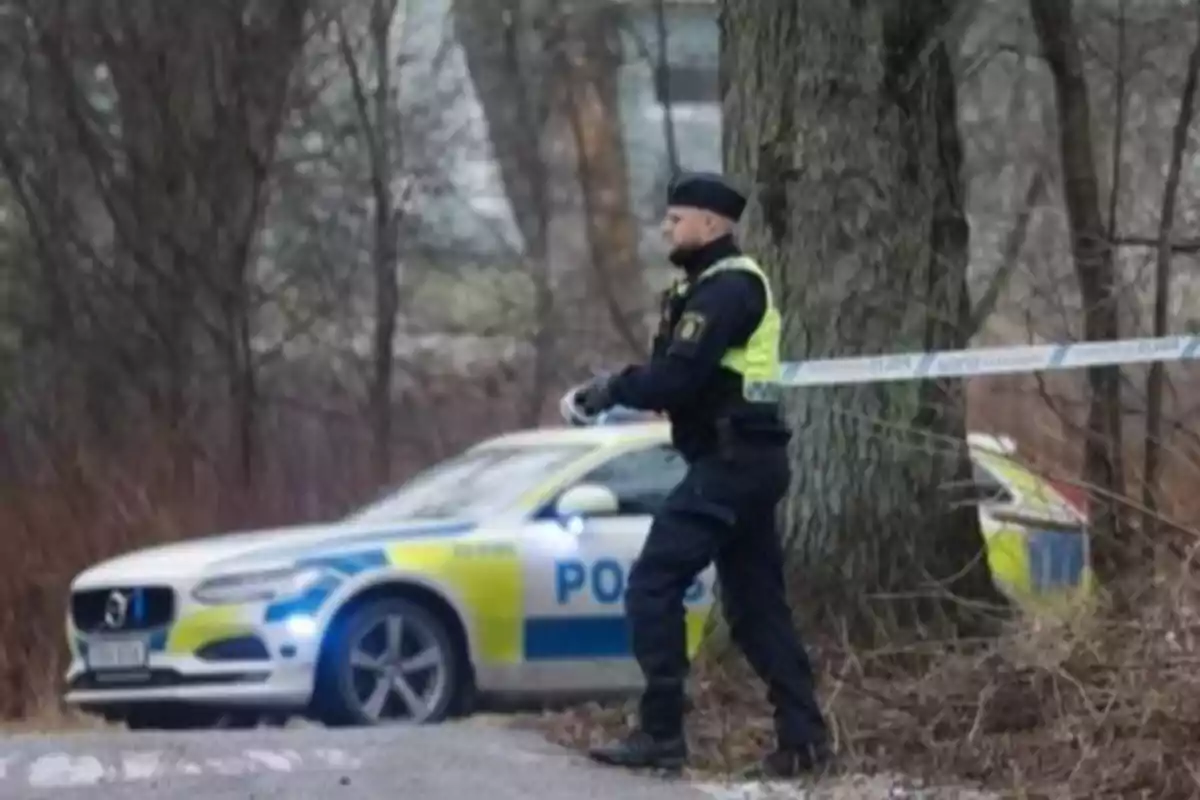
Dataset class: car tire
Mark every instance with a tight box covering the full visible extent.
[312,597,462,727]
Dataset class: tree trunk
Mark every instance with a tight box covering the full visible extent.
[721,0,1008,642]
[651,0,680,173]
[453,0,559,421]
[455,0,647,363]
[1142,9,1200,536]
[339,0,403,485]
[1028,0,1127,580]
[452,0,555,255]
[555,0,649,357]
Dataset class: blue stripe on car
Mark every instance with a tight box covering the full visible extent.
[261,550,389,623]
[523,616,631,660]
[1027,530,1086,590]
[264,576,343,623]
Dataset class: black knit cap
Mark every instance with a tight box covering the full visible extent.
[666,170,747,222]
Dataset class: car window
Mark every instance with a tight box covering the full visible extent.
[972,460,1015,505]
[569,444,688,516]
[348,444,594,522]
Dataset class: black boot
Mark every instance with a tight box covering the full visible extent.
[587,729,688,771]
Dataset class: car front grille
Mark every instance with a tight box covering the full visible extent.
[70,586,176,633]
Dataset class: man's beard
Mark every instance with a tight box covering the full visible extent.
[667,242,701,267]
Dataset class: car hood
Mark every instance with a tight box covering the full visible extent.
[71,517,478,588]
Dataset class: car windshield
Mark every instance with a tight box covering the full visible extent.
[346,443,594,523]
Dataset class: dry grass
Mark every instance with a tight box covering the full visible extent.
[514,374,1200,797]
[523,550,1200,799]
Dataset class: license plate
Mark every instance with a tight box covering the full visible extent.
[87,639,148,671]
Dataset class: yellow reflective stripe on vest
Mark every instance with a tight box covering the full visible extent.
[694,255,783,402]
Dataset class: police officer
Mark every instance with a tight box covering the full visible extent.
[573,171,831,777]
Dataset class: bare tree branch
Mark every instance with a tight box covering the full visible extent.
[1142,2,1200,534]
[1112,234,1200,252]
[1030,0,1128,580]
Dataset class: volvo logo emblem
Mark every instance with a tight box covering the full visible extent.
[103,590,130,629]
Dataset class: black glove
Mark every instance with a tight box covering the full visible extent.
[576,375,615,416]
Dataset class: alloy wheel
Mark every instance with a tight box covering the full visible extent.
[346,608,449,723]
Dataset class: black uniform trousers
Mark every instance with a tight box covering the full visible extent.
[624,442,827,749]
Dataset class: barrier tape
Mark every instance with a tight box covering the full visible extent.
[778,334,1200,387]
[563,335,1200,426]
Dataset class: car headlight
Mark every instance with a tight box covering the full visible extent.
[192,566,327,605]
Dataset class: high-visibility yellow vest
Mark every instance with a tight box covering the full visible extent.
[679,255,783,403]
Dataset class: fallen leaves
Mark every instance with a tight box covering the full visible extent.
[519,566,1200,799]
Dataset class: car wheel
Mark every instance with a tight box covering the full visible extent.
[313,597,461,727]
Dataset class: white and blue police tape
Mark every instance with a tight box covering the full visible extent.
[559,334,1200,425]
[778,334,1200,387]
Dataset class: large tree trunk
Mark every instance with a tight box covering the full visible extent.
[1142,11,1200,537]
[721,0,1008,642]
[554,0,649,357]
[1028,0,1127,581]
[453,0,561,422]
[452,0,555,256]
[454,0,647,367]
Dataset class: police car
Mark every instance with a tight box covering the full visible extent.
[63,419,1089,730]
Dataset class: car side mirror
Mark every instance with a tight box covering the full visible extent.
[554,483,620,521]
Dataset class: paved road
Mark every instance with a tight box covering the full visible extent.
[0,722,782,800]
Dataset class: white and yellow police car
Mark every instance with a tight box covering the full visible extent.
[64,419,1089,730]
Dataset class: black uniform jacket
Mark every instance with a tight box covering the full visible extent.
[607,235,789,460]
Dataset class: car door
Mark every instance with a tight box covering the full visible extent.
[519,442,711,693]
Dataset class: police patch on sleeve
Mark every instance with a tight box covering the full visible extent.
[674,311,707,342]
